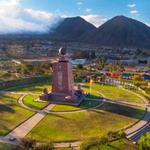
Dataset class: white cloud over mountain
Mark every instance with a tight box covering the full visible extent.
[82,15,107,27]
[146,23,150,27]
[0,0,107,33]
[0,0,61,33]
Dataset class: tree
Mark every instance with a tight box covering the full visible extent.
[107,131,126,141]
[133,74,142,82]
[98,56,105,70]
[139,133,150,150]
[77,64,83,70]
[20,64,29,75]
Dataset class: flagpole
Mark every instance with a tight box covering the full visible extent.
[90,78,93,96]
[90,82,92,95]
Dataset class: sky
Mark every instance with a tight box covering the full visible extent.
[0,0,149,33]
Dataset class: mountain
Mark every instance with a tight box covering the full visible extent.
[79,16,150,48]
[50,16,96,41]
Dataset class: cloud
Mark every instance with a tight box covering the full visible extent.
[0,0,108,33]
[127,4,136,8]
[77,1,83,5]
[85,8,92,13]
[146,23,150,27]
[82,15,107,27]
[77,1,83,10]
[130,10,138,14]
[0,0,62,33]
[127,3,139,15]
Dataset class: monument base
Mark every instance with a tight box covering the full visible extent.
[40,92,84,106]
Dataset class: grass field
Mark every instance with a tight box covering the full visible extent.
[0,143,11,150]
[83,83,143,104]
[7,83,143,104]
[27,103,145,142]
[0,94,34,135]
[23,95,48,110]
[0,82,145,142]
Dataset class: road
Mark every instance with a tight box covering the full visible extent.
[126,106,150,142]
[129,125,150,142]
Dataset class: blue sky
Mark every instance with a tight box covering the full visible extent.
[22,0,150,23]
[0,0,149,33]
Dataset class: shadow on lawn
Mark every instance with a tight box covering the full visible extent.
[0,104,15,113]
[92,102,146,120]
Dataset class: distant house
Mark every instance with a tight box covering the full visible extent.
[138,57,150,66]
[120,59,137,65]
[124,67,138,73]
[106,72,121,79]
[122,73,133,80]
[143,74,150,81]
[71,59,86,66]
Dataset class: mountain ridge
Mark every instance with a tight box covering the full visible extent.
[50,16,96,41]
[79,15,150,48]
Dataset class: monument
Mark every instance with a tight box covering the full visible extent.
[40,47,84,106]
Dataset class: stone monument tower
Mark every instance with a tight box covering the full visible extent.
[52,47,74,96]
[40,47,83,105]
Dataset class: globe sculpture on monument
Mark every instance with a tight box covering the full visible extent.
[40,47,84,106]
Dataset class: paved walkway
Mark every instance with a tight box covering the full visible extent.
[3,98,55,142]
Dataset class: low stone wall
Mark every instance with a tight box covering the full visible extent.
[0,76,51,90]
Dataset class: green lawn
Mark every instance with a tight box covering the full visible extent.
[0,94,34,135]
[0,143,12,150]
[23,95,48,110]
[7,83,144,104]
[83,84,144,104]
[52,100,101,112]
[87,138,138,150]
[27,103,145,142]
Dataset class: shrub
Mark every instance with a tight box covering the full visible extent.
[138,133,150,150]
